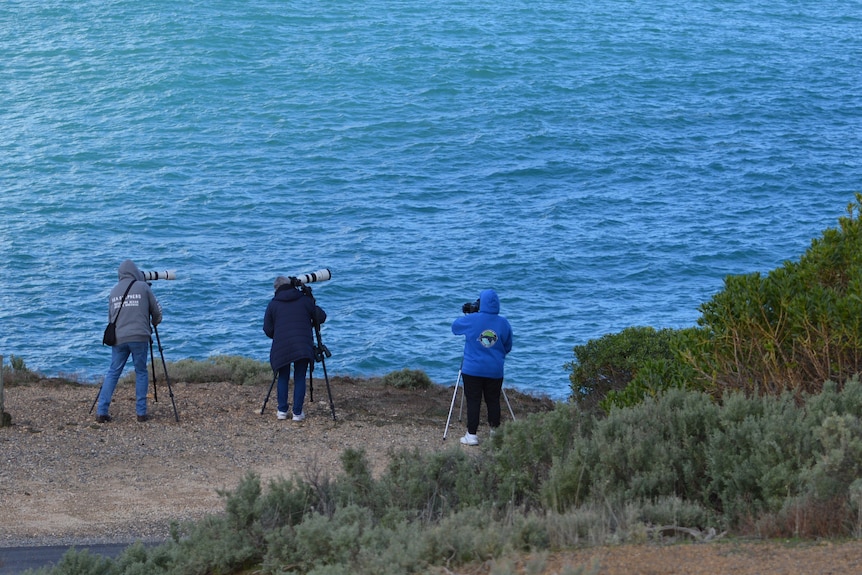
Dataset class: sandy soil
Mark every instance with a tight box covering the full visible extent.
[3,378,862,574]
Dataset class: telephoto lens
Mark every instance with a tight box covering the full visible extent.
[141,270,176,281]
[291,268,331,285]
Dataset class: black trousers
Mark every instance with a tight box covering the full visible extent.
[462,374,503,434]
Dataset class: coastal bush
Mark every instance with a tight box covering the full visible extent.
[704,391,813,521]
[121,355,272,387]
[589,388,719,505]
[380,368,433,390]
[34,383,862,575]
[375,447,489,522]
[565,326,692,412]
[685,193,862,397]
[600,335,700,412]
[0,354,41,385]
[489,403,594,509]
[30,548,112,575]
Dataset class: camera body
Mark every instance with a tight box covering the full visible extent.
[462,299,480,314]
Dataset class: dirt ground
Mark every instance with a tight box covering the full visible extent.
[0,376,551,546]
[3,377,862,574]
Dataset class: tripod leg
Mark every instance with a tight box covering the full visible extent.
[458,375,465,422]
[320,357,336,421]
[152,325,179,422]
[149,337,159,403]
[261,371,276,415]
[311,320,336,421]
[89,384,102,414]
[443,370,462,441]
[502,388,516,422]
[308,360,315,403]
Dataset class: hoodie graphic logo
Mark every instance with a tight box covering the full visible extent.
[478,330,498,348]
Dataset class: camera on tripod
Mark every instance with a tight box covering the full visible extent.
[314,343,332,362]
[462,299,480,314]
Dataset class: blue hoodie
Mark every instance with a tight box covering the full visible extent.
[451,289,513,379]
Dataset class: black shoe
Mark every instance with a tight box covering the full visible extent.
[96,414,112,423]
[137,414,150,422]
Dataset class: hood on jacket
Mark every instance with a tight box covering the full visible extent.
[118,259,144,282]
[478,289,500,315]
[274,284,303,302]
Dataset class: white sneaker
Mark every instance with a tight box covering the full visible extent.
[292,412,306,422]
[460,433,479,446]
[277,411,288,420]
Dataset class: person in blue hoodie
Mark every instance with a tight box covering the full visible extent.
[96,259,162,423]
[264,276,327,422]
[451,288,513,445]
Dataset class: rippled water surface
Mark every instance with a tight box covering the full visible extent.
[2,1,861,399]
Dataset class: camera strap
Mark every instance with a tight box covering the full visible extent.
[109,279,137,326]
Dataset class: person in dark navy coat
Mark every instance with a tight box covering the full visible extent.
[263,276,327,421]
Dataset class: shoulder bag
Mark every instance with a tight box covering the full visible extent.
[102,280,136,346]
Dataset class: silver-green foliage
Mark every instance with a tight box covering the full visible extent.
[380,368,433,390]
[591,388,719,504]
[165,355,272,386]
[34,380,862,575]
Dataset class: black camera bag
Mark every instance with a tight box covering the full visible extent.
[102,280,136,346]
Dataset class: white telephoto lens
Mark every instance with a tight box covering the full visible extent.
[141,270,177,281]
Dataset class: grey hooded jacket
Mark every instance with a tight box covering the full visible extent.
[107,260,163,345]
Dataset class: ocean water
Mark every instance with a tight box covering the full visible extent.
[2,1,861,400]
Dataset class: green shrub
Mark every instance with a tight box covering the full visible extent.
[635,496,719,531]
[590,388,719,504]
[34,379,862,575]
[705,391,815,522]
[686,193,862,397]
[805,414,862,496]
[490,404,594,510]
[122,355,272,386]
[333,448,378,511]
[565,326,688,412]
[32,548,113,575]
[378,447,489,521]
[261,474,325,530]
[1,354,41,385]
[380,368,433,390]
[601,351,699,412]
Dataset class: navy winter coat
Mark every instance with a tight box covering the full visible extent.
[263,286,327,372]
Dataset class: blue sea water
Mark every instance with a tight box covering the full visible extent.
[1,1,861,400]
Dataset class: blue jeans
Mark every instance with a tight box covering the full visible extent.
[277,359,310,416]
[97,341,150,416]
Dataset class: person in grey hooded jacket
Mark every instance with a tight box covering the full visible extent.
[96,259,162,423]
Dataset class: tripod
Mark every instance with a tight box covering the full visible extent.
[89,324,179,422]
[150,324,179,421]
[260,284,336,421]
[442,367,516,441]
